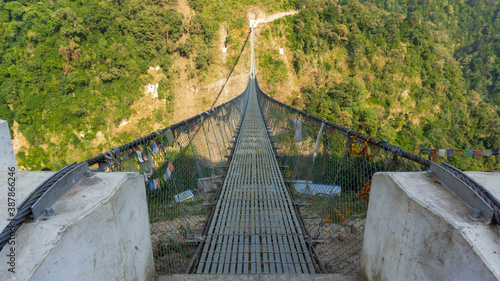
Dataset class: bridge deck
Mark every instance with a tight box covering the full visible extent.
[196,82,316,274]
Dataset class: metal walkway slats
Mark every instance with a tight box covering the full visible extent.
[196,80,316,274]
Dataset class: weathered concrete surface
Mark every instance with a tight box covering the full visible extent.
[0,171,155,281]
[0,120,17,171]
[465,172,500,198]
[157,274,361,281]
[360,172,500,281]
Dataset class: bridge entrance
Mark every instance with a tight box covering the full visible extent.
[3,14,499,280]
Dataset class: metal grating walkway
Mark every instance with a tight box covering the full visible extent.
[196,80,317,274]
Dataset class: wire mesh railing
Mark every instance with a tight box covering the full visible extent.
[3,75,485,277]
[255,79,429,275]
[84,82,250,274]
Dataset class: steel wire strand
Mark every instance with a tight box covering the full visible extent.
[0,162,78,251]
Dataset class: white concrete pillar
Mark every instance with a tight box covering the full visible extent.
[0,171,155,280]
[360,172,500,281]
[0,120,17,171]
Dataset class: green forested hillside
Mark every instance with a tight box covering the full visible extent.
[1,0,499,171]
[0,0,186,169]
[362,0,500,120]
[257,0,500,170]
[0,0,291,170]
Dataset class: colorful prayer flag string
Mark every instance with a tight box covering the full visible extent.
[419,148,498,158]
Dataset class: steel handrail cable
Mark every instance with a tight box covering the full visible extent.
[0,162,78,251]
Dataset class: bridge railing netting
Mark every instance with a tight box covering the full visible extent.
[255,80,429,274]
[86,82,250,274]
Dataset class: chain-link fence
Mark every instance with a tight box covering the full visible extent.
[85,82,249,274]
[255,80,429,275]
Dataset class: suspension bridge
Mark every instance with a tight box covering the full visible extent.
[1,24,499,280]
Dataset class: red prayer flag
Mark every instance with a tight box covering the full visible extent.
[430,149,437,161]
[473,150,482,158]
[168,162,175,172]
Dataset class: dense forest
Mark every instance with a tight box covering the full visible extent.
[1,0,499,171]
[0,0,291,169]
[257,0,500,170]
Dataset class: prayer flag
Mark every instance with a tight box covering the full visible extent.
[465,149,473,157]
[165,168,172,181]
[139,149,153,174]
[438,149,446,157]
[120,150,135,161]
[156,178,161,189]
[430,149,437,161]
[168,162,175,173]
[483,150,491,157]
[148,179,155,191]
[420,148,429,155]
[493,149,499,156]
[150,142,159,154]
[455,150,463,156]
[447,149,454,157]
[136,150,144,163]
[473,150,482,158]
[155,132,165,145]
[141,149,148,161]
[121,156,139,172]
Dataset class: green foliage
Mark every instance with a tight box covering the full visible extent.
[0,0,186,170]
[259,51,288,84]
[4,0,500,171]
[1,0,299,170]
[276,0,500,170]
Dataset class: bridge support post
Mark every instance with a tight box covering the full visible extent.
[0,171,155,281]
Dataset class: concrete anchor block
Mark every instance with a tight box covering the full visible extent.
[360,172,500,281]
[0,171,155,281]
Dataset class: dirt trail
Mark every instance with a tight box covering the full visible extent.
[176,0,193,19]
[249,9,299,26]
